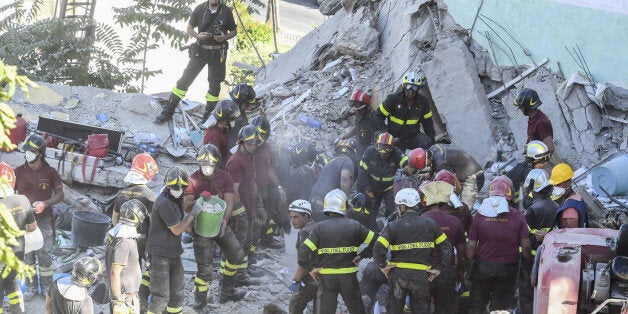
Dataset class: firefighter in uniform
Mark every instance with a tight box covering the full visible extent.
[506,140,554,208]
[154,0,237,124]
[298,189,376,314]
[373,186,451,314]
[0,162,37,313]
[466,176,531,313]
[339,89,377,162]
[375,71,435,150]
[145,167,202,314]
[202,99,242,162]
[354,132,408,231]
[45,256,103,314]
[182,144,247,310]
[226,83,256,149]
[288,199,318,314]
[286,141,318,203]
[15,134,64,300]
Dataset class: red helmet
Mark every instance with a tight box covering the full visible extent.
[489,175,514,201]
[349,90,370,109]
[131,153,159,182]
[434,169,460,193]
[408,148,429,170]
[0,162,15,188]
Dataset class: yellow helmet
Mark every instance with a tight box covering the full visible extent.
[548,163,574,185]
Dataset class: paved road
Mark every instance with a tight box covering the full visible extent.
[254,0,326,40]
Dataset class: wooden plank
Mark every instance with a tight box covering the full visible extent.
[486,58,549,98]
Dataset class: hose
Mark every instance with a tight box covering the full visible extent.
[60,247,81,265]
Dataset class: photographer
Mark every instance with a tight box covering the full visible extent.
[155,0,237,124]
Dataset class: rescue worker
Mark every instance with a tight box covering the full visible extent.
[466,176,531,313]
[202,99,242,162]
[225,125,261,287]
[549,163,588,228]
[309,139,357,222]
[375,71,435,150]
[182,144,247,309]
[145,167,202,314]
[154,0,237,124]
[226,83,256,149]
[111,153,158,311]
[354,132,408,231]
[45,256,103,314]
[513,88,555,154]
[420,182,465,314]
[286,141,317,203]
[516,169,557,314]
[407,144,484,208]
[288,199,317,314]
[106,199,148,314]
[373,186,451,314]
[0,162,37,313]
[433,169,473,232]
[15,134,64,300]
[339,89,377,161]
[298,189,376,314]
[506,140,553,208]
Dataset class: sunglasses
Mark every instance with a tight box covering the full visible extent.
[375,144,392,153]
[405,84,419,92]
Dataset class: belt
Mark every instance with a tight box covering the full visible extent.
[231,205,246,216]
[201,44,224,50]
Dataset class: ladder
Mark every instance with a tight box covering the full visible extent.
[57,0,97,39]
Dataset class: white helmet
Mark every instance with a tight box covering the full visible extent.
[403,71,424,87]
[395,188,421,208]
[323,189,347,216]
[523,168,550,192]
[289,199,312,215]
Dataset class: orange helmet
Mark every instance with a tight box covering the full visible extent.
[489,175,514,201]
[129,153,158,183]
[408,148,430,170]
[0,162,15,188]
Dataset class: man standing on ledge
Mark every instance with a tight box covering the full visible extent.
[155,0,237,124]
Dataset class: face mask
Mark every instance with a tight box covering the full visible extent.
[201,165,215,177]
[552,186,566,198]
[170,188,183,198]
[25,151,38,163]
[229,120,236,128]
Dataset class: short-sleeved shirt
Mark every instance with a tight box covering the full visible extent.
[113,184,155,236]
[226,150,257,217]
[469,207,529,264]
[253,142,272,189]
[146,191,184,258]
[203,126,229,163]
[185,169,234,199]
[189,2,236,46]
[423,210,465,268]
[15,162,63,217]
[0,194,35,255]
[47,277,93,314]
[106,236,141,293]
[310,155,355,201]
[527,110,553,143]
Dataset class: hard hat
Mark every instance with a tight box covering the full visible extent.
[514,88,542,110]
[403,71,424,88]
[119,199,148,228]
[548,163,574,185]
[523,169,550,193]
[323,189,347,216]
[24,227,44,254]
[126,153,158,184]
[250,115,270,143]
[489,175,514,201]
[164,166,189,189]
[290,141,317,167]
[375,132,394,151]
[394,188,421,208]
[524,140,551,163]
[408,148,429,170]
[23,134,46,155]
[288,199,312,215]
[71,256,103,288]
[196,144,221,166]
[237,124,259,146]
[212,99,241,121]
[349,90,370,110]
[333,138,357,157]
[229,83,256,105]
[434,169,461,193]
[421,181,453,206]
[0,162,15,188]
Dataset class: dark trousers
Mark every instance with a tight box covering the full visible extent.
[289,279,318,314]
[348,189,394,231]
[147,255,184,314]
[398,133,433,151]
[387,271,430,314]
[229,213,249,251]
[360,262,387,300]
[175,48,226,99]
[317,273,365,314]
[469,260,518,314]
[430,267,458,314]
[516,256,534,314]
[1,269,24,313]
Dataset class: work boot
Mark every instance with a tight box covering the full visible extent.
[193,290,207,313]
[219,275,246,304]
[154,94,180,124]
[23,286,37,302]
[236,271,261,287]
[202,101,218,122]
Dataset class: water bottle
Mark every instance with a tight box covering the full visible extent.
[297,115,323,129]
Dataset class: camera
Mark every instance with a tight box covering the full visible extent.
[212,20,224,36]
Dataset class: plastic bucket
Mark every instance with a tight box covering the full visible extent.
[592,154,628,196]
[194,196,226,238]
[71,210,111,248]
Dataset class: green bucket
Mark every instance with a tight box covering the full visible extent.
[194,196,226,238]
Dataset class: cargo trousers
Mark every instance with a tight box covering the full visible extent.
[147,255,184,314]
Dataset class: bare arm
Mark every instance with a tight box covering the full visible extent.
[168,215,196,236]
[233,182,241,205]
[187,25,211,41]
[341,126,357,140]
[183,195,196,212]
[223,192,234,219]
[340,169,353,199]
[520,236,532,260]
[47,188,64,207]
[542,136,555,154]
[293,265,307,282]
[45,295,53,314]
[466,239,477,260]
[109,264,124,298]
[112,211,120,226]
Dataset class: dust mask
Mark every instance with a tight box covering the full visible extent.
[201,165,215,177]
[552,186,566,198]
[170,188,183,198]
[25,151,38,163]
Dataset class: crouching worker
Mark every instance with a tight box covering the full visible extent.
[106,199,148,314]
[45,256,103,314]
